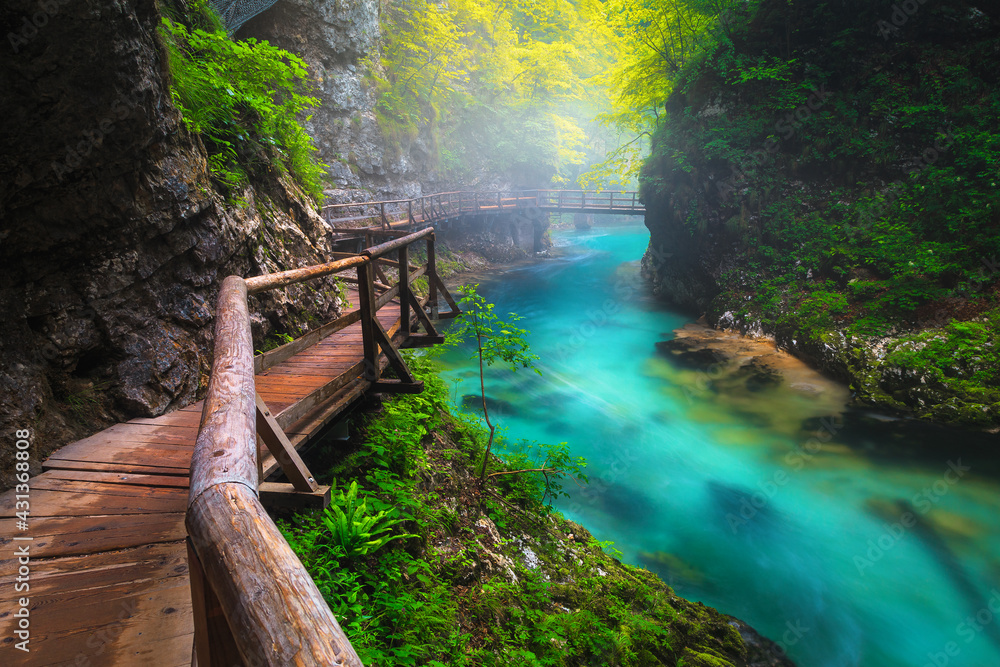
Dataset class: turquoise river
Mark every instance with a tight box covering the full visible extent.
[436,223,1000,667]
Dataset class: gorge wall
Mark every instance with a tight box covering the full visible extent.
[0,0,545,484]
[0,0,358,484]
[640,0,1000,427]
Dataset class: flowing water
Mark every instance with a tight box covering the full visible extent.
[436,223,1000,667]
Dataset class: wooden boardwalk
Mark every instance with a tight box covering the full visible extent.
[0,288,406,666]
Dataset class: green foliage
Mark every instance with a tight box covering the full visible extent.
[377,0,617,185]
[257,332,294,354]
[447,284,540,482]
[641,0,1000,345]
[884,311,1000,420]
[581,0,757,187]
[160,2,326,201]
[780,290,847,337]
[320,481,418,558]
[451,284,540,374]
[280,356,748,666]
[491,440,587,510]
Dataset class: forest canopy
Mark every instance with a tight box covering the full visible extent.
[376,0,744,188]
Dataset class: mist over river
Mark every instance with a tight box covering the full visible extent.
[436,223,1000,667]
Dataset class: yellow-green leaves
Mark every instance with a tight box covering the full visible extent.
[379,0,616,185]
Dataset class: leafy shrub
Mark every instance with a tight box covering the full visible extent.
[160,3,325,201]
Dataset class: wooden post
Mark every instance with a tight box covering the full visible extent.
[399,243,411,338]
[186,485,363,666]
[428,234,438,319]
[187,539,243,667]
[357,261,379,383]
[497,192,501,210]
[631,191,636,208]
[380,202,388,230]
[474,191,479,212]
[558,191,563,209]
[408,200,415,227]
[582,191,586,209]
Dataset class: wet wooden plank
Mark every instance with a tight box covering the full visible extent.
[41,469,190,489]
[28,477,187,500]
[42,458,191,475]
[45,444,195,469]
[49,423,199,451]
[2,550,193,666]
[0,528,187,583]
[0,487,186,518]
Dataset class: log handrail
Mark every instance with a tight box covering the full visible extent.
[188,229,457,666]
[244,255,368,294]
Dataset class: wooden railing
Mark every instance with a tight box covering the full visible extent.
[533,189,643,212]
[321,189,644,230]
[187,229,459,666]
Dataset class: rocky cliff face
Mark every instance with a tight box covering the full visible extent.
[240,0,448,202]
[639,0,999,427]
[438,211,551,264]
[0,0,346,485]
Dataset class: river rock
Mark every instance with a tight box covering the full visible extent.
[656,338,731,369]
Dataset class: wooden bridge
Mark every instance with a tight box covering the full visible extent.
[321,189,645,230]
[0,190,642,666]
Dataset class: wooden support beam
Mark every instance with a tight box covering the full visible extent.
[430,271,461,318]
[407,290,440,338]
[372,317,417,383]
[428,235,439,318]
[255,394,318,493]
[259,482,331,509]
[371,379,426,394]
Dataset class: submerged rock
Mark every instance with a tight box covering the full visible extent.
[656,337,731,370]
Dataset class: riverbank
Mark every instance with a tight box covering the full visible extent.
[435,223,1000,666]
[281,356,797,666]
[637,0,999,430]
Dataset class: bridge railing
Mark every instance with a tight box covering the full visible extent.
[320,189,639,232]
[186,229,458,667]
[531,189,642,211]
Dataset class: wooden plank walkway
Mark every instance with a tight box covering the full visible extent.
[0,288,406,666]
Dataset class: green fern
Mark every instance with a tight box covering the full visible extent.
[319,481,417,558]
